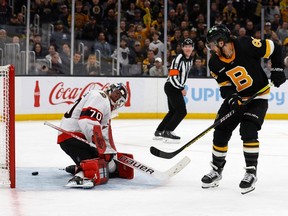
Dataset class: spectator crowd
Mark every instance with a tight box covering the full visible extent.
[1,0,288,77]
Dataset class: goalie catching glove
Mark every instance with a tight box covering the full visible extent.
[270,68,286,87]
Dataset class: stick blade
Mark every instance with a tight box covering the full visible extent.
[150,146,161,156]
[150,146,175,159]
[165,156,191,177]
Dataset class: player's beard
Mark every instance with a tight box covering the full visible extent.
[220,47,233,59]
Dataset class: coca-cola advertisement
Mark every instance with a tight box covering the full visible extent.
[16,77,141,115]
[48,81,131,106]
[15,77,288,120]
[34,80,40,107]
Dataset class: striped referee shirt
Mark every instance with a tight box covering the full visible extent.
[167,53,193,90]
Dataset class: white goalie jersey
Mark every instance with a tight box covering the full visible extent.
[57,90,112,149]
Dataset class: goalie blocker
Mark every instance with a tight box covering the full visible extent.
[110,152,134,179]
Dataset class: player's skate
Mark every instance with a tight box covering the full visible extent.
[162,131,181,143]
[239,166,257,194]
[153,130,163,140]
[201,162,224,189]
[65,171,95,189]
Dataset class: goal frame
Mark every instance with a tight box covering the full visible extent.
[0,64,15,188]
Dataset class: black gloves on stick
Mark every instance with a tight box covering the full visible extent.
[227,93,246,113]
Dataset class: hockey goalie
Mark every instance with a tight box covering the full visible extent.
[57,82,134,188]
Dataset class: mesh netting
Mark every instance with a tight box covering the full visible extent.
[0,65,12,187]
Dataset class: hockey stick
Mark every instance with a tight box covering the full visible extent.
[44,121,191,180]
[150,82,273,159]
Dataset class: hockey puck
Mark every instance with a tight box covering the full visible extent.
[32,171,39,176]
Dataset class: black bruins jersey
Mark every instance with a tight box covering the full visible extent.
[209,36,282,100]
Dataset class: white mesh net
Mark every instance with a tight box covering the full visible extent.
[0,65,13,187]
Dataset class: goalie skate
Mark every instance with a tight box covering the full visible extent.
[65,176,95,189]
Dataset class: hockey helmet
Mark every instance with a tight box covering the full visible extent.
[206,24,231,47]
[105,83,128,110]
[181,38,194,47]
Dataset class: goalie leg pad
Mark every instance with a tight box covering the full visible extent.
[80,158,109,185]
[116,153,134,179]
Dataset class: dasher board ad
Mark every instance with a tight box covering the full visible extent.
[15,77,288,115]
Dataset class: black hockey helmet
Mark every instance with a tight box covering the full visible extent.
[181,38,194,47]
[206,24,231,45]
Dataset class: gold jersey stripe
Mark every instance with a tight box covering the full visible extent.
[243,142,259,147]
[213,145,228,152]
[241,89,270,101]
[263,40,274,58]
[218,80,232,87]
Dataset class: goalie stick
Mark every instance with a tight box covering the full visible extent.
[44,121,191,180]
[150,82,273,159]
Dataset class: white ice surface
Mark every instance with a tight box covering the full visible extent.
[1,119,288,216]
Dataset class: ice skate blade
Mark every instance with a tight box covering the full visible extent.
[65,183,94,189]
[241,186,255,195]
[153,136,163,140]
[65,181,94,189]
[201,181,220,189]
[162,138,181,144]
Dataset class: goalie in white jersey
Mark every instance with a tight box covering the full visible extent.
[57,82,134,188]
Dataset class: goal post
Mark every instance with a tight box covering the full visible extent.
[0,65,15,188]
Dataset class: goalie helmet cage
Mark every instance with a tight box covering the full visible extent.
[0,65,15,188]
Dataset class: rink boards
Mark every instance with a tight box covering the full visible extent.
[14,77,288,120]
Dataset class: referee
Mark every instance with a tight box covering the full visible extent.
[154,38,194,143]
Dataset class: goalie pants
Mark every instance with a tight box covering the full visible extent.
[212,99,268,168]
[156,82,187,132]
[60,138,98,166]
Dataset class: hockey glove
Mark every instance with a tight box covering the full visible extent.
[227,93,246,113]
[270,68,286,87]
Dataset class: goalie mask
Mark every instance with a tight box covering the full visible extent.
[105,83,128,110]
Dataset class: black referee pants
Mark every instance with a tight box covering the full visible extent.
[156,82,187,132]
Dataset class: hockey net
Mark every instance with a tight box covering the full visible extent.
[0,65,15,188]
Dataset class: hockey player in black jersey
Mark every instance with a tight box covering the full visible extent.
[201,24,286,194]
